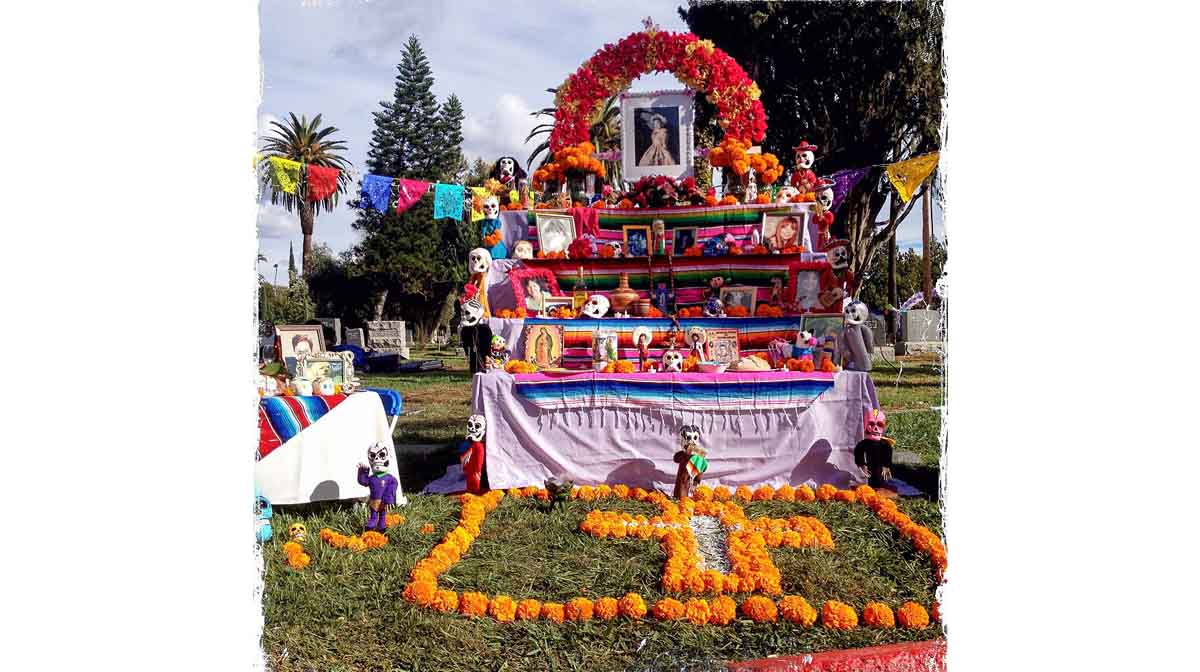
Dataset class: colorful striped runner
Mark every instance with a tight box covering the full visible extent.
[512,370,836,411]
[258,394,348,460]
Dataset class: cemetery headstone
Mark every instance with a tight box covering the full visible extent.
[344,328,365,348]
[366,320,410,359]
[316,317,342,346]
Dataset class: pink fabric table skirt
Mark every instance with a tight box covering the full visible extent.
[471,370,879,492]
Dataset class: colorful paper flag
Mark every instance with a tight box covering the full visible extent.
[829,167,871,211]
[885,152,939,204]
[360,174,394,212]
[470,186,490,222]
[394,178,430,215]
[433,183,465,221]
[305,164,341,202]
[267,156,302,194]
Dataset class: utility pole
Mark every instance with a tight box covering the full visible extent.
[922,175,934,301]
[886,191,899,343]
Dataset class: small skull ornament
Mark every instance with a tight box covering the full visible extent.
[844,300,869,325]
[609,241,623,257]
[817,184,834,209]
[367,443,390,471]
[461,298,485,327]
[581,294,610,319]
[864,408,887,440]
[662,349,685,372]
[466,414,486,442]
[680,425,700,451]
[776,186,799,204]
[826,243,850,271]
[482,195,500,220]
[288,522,307,543]
[512,240,534,260]
[468,247,492,275]
[498,157,515,179]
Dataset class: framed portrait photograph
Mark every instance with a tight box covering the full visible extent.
[593,329,619,365]
[508,267,562,314]
[535,213,576,255]
[296,350,355,386]
[275,324,327,376]
[786,260,842,314]
[623,225,651,257]
[719,285,758,314]
[705,328,741,366]
[761,212,808,252]
[672,227,697,255]
[522,323,565,369]
[620,90,695,182]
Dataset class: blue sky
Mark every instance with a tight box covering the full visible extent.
[256,0,944,283]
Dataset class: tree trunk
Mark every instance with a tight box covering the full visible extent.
[298,201,315,276]
[436,287,459,335]
[886,192,899,338]
[373,288,389,322]
[922,179,933,301]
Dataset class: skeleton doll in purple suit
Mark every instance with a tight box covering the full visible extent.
[357,443,398,533]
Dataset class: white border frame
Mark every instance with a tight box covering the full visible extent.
[535,213,576,255]
[621,89,695,182]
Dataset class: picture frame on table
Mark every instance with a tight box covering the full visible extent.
[761,212,806,252]
[522,323,565,369]
[508,267,563,315]
[535,213,576,255]
[719,286,758,314]
[623,225,651,257]
[672,227,697,255]
[621,89,695,182]
[275,324,327,376]
[785,260,842,314]
[593,329,619,366]
[803,314,844,363]
[705,328,740,366]
[540,296,575,316]
[295,350,355,386]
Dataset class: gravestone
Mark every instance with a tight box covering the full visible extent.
[316,317,342,346]
[366,320,410,359]
[344,328,365,348]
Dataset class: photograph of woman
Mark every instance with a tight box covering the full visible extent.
[636,108,678,167]
[764,214,802,252]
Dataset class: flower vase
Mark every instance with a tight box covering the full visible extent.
[609,272,639,314]
[722,171,744,200]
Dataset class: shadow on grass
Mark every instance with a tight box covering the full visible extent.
[893,463,941,502]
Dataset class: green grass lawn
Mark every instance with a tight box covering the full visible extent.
[262,348,946,669]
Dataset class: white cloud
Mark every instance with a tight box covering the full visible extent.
[462,93,536,165]
[257,203,295,240]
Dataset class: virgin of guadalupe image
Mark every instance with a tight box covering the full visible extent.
[638,112,676,167]
[533,328,555,368]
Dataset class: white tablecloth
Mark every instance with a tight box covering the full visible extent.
[255,391,405,505]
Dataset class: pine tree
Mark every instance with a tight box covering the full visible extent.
[287,242,296,275]
[352,35,474,339]
[280,269,316,324]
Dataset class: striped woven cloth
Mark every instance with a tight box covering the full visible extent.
[258,394,348,460]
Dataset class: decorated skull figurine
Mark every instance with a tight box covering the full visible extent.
[468,247,492,275]
[680,425,701,451]
[662,348,685,373]
[581,294,610,319]
[498,157,516,181]
[673,424,708,499]
[512,240,534,260]
[844,300,869,326]
[482,195,500,220]
[609,241,623,257]
[825,241,851,272]
[838,300,874,372]
[367,442,391,471]
[794,140,817,171]
[460,298,485,327]
[776,185,799,204]
[744,168,758,203]
[817,182,835,209]
[466,414,487,442]
[864,408,887,441]
[288,522,307,543]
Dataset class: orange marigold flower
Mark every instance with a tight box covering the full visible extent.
[653,598,686,621]
[540,602,565,623]
[815,484,838,501]
[723,574,741,593]
[576,485,595,501]
[709,595,737,625]
[346,536,367,553]
[285,552,311,569]
[489,595,517,622]
[459,591,490,618]
[775,484,796,502]
[385,513,405,527]
[779,596,817,626]
[612,484,631,498]
[419,523,436,535]
[362,531,388,549]
[684,599,711,625]
[734,485,753,501]
[854,484,877,499]
[821,600,859,629]
[713,485,733,501]
[897,602,930,629]
[618,592,647,619]
[432,589,459,613]
[795,485,816,502]
[752,485,775,501]
[862,602,895,628]
[515,598,541,621]
[741,596,778,623]
[702,570,725,594]
[402,581,437,607]
[834,490,857,504]
[281,541,303,557]
[594,597,619,620]
[565,597,594,621]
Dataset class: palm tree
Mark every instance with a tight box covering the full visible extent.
[526,89,623,186]
[259,113,352,275]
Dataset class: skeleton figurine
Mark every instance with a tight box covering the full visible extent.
[357,443,400,533]
[793,330,818,363]
[581,294,610,319]
[744,167,758,203]
[458,415,487,494]
[821,238,856,300]
[467,247,493,317]
[838,300,874,372]
[672,425,708,500]
[633,326,653,372]
[812,178,836,250]
[480,195,507,259]
[512,240,534,260]
[662,348,685,373]
[490,156,527,203]
[686,326,707,360]
[854,408,895,490]
[459,298,494,375]
[486,335,509,370]
[789,140,820,193]
[776,185,800,204]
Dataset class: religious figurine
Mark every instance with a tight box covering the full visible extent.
[703,294,724,318]
[479,195,507,259]
[486,335,509,370]
[633,326,653,372]
[652,219,667,256]
[744,167,758,203]
[854,408,895,491]
[458,415,487,494]
[789,140,820,193]
[686,326,707,360]
[838,301,875,372]
[770,277,784,307]
[459,298,493,375]
[490,156,528,202]
[357,443,400,533]
[652,281,675,314]
[672,425,708,500]
[467,247,493,317]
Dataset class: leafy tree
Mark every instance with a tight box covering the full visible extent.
[287,242,296,275]
[680,0,944,295]
[859,237,946,313]
[258,113,353,275]
[462,156,493,186]
[526,88,622,184]
[278,269,316,324]
[351,35,473,341]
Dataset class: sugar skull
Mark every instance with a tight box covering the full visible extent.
[609,241,623,257]
[662,348,684,372]
[513,240,533,260]
[825,242,850,271]
[776,186,799,204]
[864,408,887,441]
[581,294,610,319]
[466,414,486,442]
[468,247,492,275]
[367,442,390,471]
[288,522,307,543]
[461,298,485,327]
[490,334,507,353]
[817,183,834,209]
[844,300,869,326]
[679,424,701,452]
[482,195,500,220]
[793,140,818,170]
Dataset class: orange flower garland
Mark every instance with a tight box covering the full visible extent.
[618,592,647,619]
[684,599,712,626]
[565,597,594,622]
[653,598,686,621]
[821,600,859,630]
[741,596,778,623]
[540,602,565,623]
[594,597,619,620]
[515,598,541,620]
[863,602,896,628]
[504,359,538,374]
[779,596,818,626]
[488,595,518,622]
[897,601,931,629]
[755,304,784,317]
[725,305,750,317]
[460,591,489,618]
[531,142,605,190]
[708,595,738,625]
